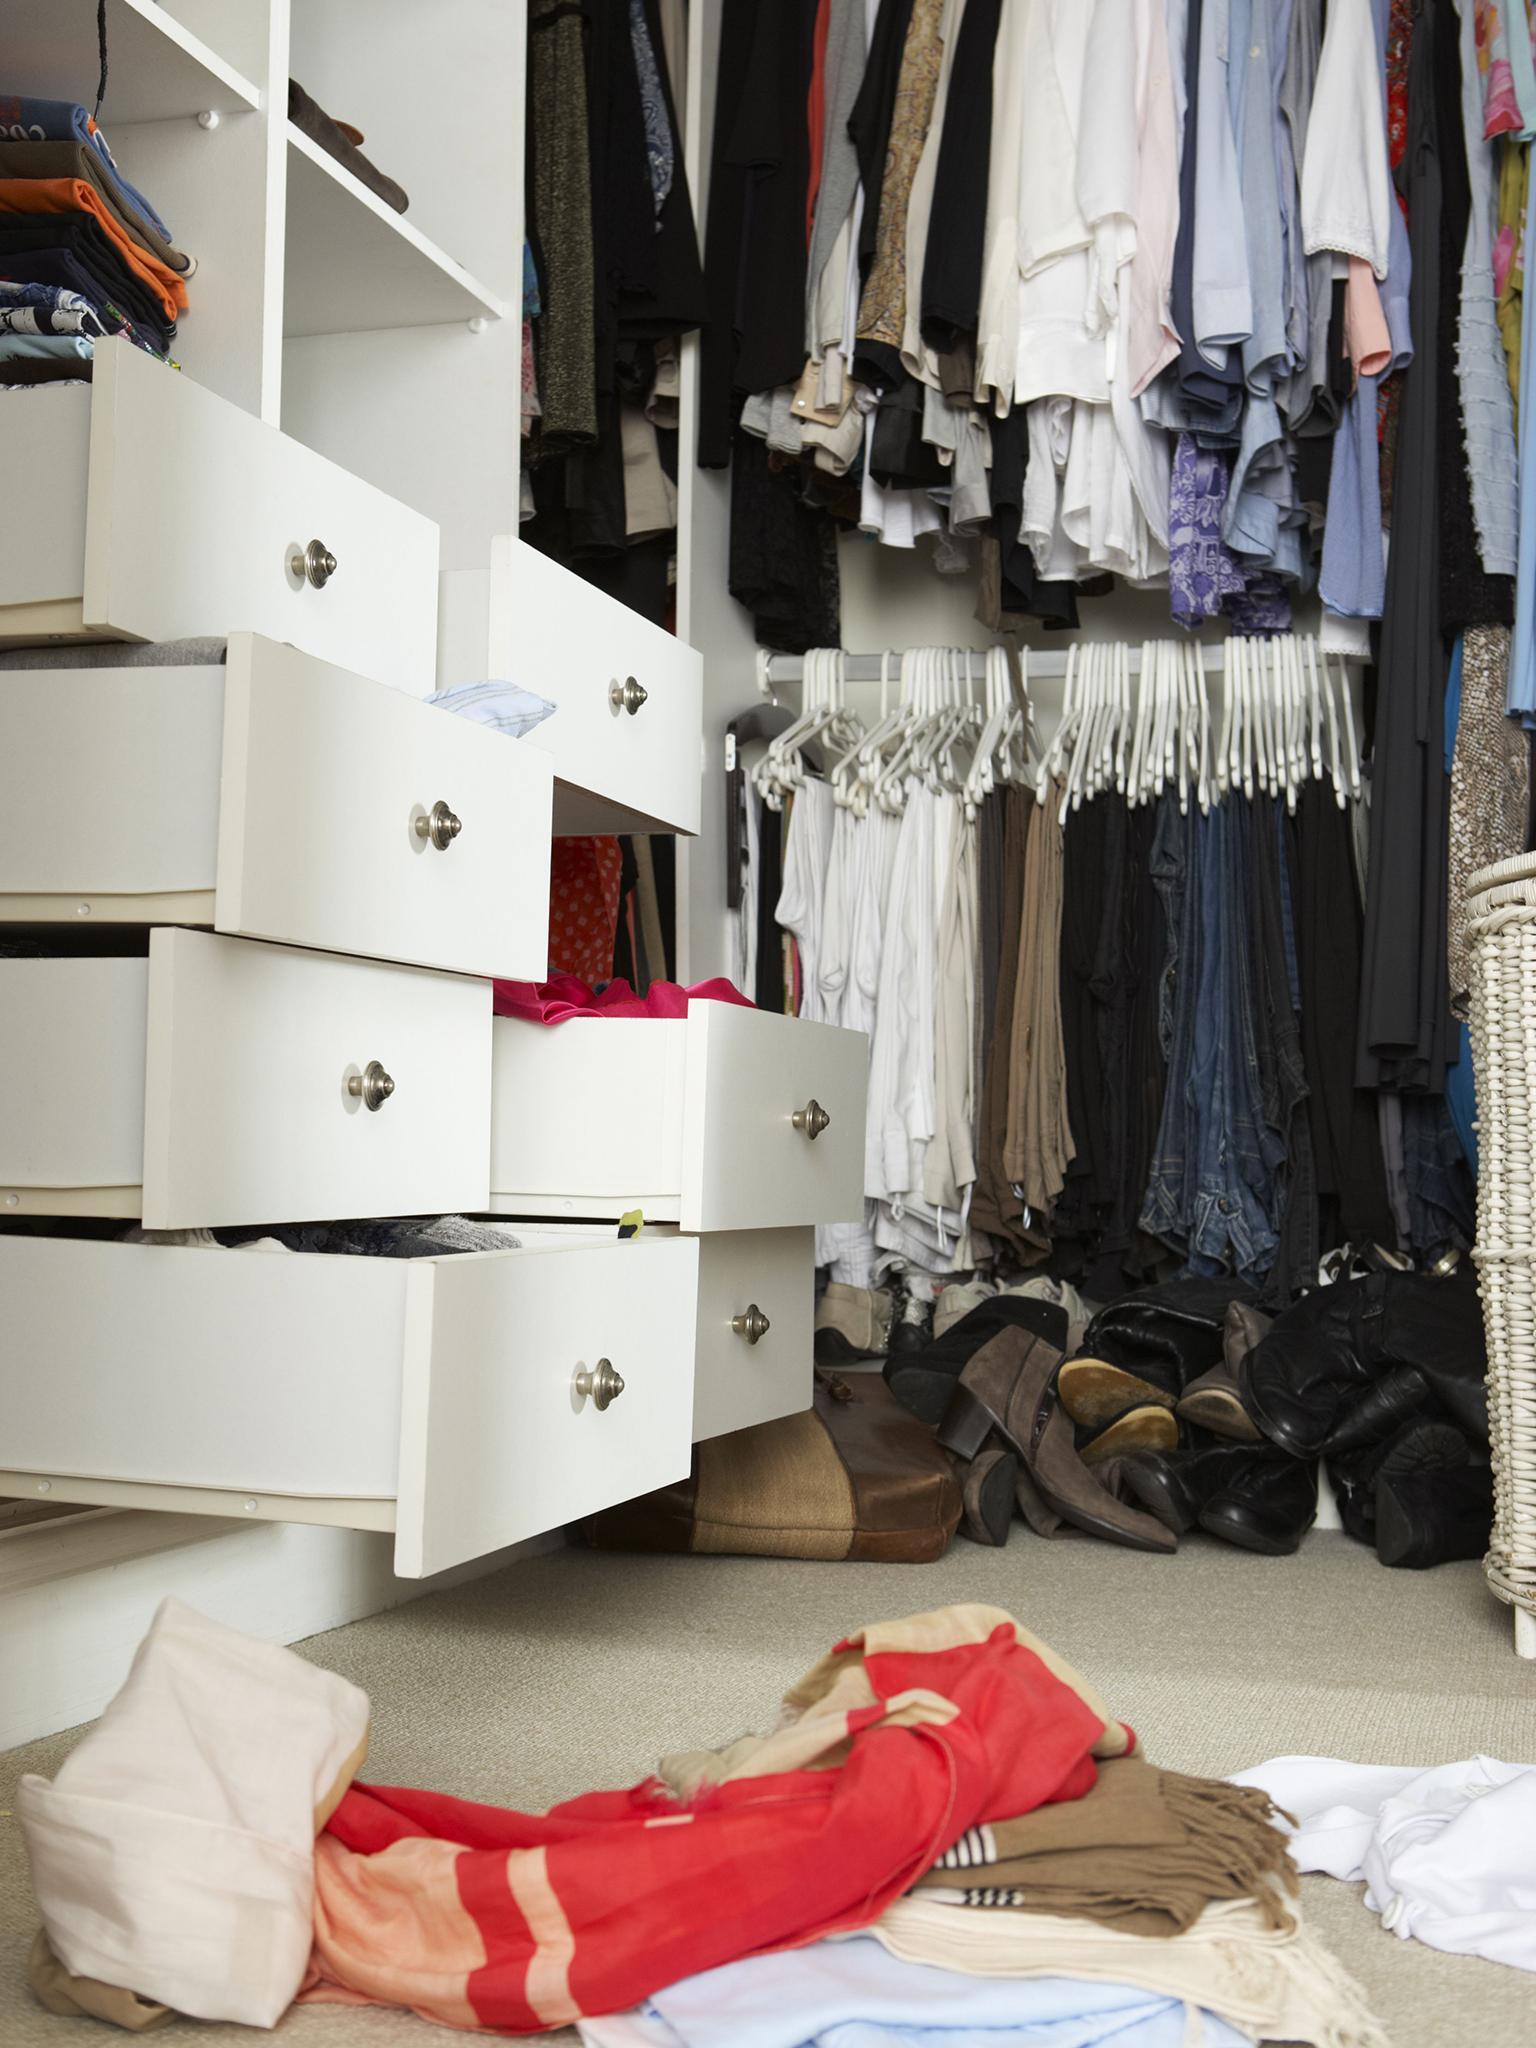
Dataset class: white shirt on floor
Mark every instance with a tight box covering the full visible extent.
[1232,1753,1536,1974]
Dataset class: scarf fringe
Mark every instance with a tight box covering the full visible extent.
[1161,1771,1299,1931]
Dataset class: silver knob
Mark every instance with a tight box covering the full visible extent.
[573,1358,625,1411]
[414,800,462,851]
[732,1304,771,1346]
[792,1098,831,1140]
[609,675,648,716]
[347,1060,395,1111]
[290,538,337,587]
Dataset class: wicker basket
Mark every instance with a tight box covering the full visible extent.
[1465,854,1536,1658]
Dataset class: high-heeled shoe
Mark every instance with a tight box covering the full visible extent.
[937,1327,1177,1553]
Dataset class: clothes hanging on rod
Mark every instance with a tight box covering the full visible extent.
[749,639,1475,1298]
[523,0,704,625]
[697,0,1518,664]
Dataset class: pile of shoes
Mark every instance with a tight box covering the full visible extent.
[883,1269,1494,1568]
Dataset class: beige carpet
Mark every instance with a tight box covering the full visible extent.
[3,1531,1534,2046]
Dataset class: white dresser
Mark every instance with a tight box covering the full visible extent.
[0,334,864,1578]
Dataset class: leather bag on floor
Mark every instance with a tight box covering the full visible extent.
[584,1370,963,1562]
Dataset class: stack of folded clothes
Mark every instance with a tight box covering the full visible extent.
[0,94,191,380]
[18,1599,1389,2048]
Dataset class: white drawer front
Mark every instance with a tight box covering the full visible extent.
[0,959,149,1200]
[142,930,491,1228]
[488,537,703,834]
[0,667,225,907]
[487,1009,868,1231]
[490,1017,687,1214]
[0,639,552,978]
[682,1006,867,1232]
[0,341,439,691]
[692,1229,814,1442]
[217,636,551,975]
[398,1233,698,1575]
[0,1235,410,1500]
[0,1231,697,1579]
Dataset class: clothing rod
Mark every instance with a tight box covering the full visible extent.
[762,645,1365,684]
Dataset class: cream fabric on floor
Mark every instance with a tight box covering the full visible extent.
[1,1533,1532,2046]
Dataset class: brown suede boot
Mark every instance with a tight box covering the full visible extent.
[955,1439,1019,1546]
[938,1327,1178,1553]
[1057,1359,1179,1430]
[1079,1405,1179,1466]
[1176,1301,1269,1442]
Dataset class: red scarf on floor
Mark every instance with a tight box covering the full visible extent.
[300,1609,1133,2033]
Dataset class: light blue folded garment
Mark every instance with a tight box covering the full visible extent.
[426,678,557,739]
[0,330,93,362]
[578,1937,1253,2048]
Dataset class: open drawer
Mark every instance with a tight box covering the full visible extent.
[488,1003,867,1231]
[0,340,438,692]
[0,931,491,1227]
[440,537,703,835]
[0,633,552,976]
[0,1230,698,1577]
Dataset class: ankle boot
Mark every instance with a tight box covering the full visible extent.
[1198,1450,1319,1555]
[955,1439,1019,1546]
[938,1328,1177,1552]
[886,1294,1069,1425]
[1118,1441,1269,1536]
[888,1272,937,1358]
[1176,1301,1269,1442]
[1375,1461,1493,1569]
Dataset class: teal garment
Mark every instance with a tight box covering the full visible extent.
[0,330,92,362]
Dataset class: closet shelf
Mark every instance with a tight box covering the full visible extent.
[7,0,261,124]
[283,123,512,338]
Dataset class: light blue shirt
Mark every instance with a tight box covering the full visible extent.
[599,1936,1254,2048]
[1192,0,1254,364]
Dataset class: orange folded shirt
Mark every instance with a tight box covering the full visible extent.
[0,177,188,320]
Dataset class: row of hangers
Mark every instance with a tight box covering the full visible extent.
[1050,636,1363,817]
[752,638,1363,821]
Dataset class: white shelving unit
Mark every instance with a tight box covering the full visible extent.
[283,123,511,337]
[5,0,262,124]
[21,0,527,570]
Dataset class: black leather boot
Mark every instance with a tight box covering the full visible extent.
[1376,1461,1494,1569]
[1240,1280,1366,1458]
[1329,1416,1470,1547]
[1117,1440,1269,1536]
[1198,1451,1319,1555]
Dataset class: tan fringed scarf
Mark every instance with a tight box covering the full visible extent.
[915,1753,1297,1936]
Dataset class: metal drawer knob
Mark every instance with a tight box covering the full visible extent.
[610,675,648,716]
[414,800,462,851]
[732,1303,771,1346]
[290,538,338,588]
[574,1357,625,1411]
[792,1098,831,1140]
[347,1060,395,1111]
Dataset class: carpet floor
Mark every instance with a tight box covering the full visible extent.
[3,1531,1533,2046]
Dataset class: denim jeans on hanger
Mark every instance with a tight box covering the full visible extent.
[1141,804,1203,1254]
